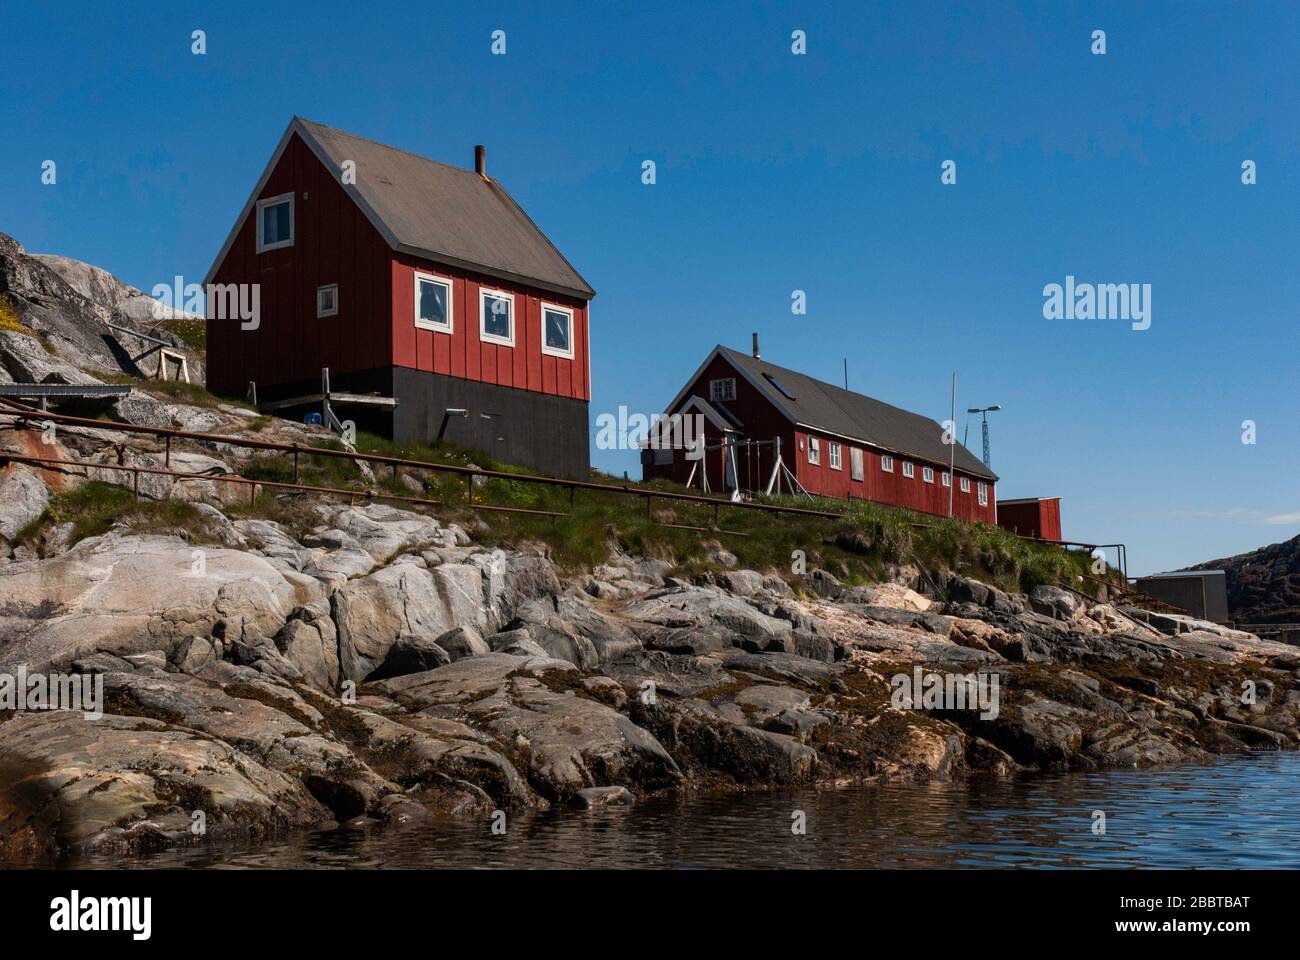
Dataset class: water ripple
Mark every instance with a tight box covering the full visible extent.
[60,751,1300,870]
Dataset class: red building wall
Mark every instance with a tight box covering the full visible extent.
[390,255,590,401]
[997,498,1061,540]
[207,133,393,398]
[792,426,996,523]
[645,353,997,523]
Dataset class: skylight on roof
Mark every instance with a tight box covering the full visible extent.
[763,372,796,400]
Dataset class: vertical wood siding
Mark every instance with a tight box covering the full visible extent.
[207,134,393,397]
[390,254,590,402]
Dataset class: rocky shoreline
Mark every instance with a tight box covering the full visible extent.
[2,488,1298,861]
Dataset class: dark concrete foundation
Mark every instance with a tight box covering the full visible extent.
[252,366,589,478]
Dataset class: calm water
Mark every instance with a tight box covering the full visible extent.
[63,752,1300,869]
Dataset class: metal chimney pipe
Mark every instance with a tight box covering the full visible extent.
[752,332,760,359]
[475,145,486,177]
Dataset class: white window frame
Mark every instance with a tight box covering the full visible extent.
[828,442,842,470]
[978,482,988,506]
[414,272,454,333]
[942,472,951,487]
[881,454,894,473]
[479,288,515,346]
[923,466,934,484]
[850,447,863,481]
[807,437,820,465]
[709,377,737,402]
[960,477,971,493]
[255,192,294,253]
[316,284,338,318]
[540,302,575,359]
[902,461,915,479]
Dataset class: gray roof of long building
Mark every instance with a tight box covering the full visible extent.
[207,118,594,299]
[714,346,998,481]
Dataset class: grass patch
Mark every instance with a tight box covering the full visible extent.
[16,481,227,547]
[335,432,1108,593]
[160,316,206,352]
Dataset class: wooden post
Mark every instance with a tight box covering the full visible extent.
[164,435,171,468]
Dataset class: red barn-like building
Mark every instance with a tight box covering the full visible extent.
[644,343,998,522]
[205,117,595,477]
[996,497,1062,542]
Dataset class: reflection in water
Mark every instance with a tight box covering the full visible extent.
[63,752,1300,870]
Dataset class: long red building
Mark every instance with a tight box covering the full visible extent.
[204,117,594,477]
[643,342,998,522]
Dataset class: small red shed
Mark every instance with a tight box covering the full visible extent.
[996,497,1062,541]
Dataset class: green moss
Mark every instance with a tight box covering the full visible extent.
[160,316,206,352]
[0,294,34,336]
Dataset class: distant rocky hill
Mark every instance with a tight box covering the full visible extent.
[0,231,203,386]
[1190,532,1300,624]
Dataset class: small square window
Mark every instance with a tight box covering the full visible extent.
[829,442,841,470]
[850,447,863,481]
[256,193,294,252]
[480,289,514,346]
[415,273,453,332]
[316,284,338,318]
[923,466,934,483]
[709,378,736,402]
[881,455,894,473]
[541,304,574,358]
[807,437,820,465]
[941,472,951,487]
[960,477,971,493]
[902,461,915,479]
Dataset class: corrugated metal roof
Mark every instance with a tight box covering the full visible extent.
[716,346,997,481]
[298,119,594,299]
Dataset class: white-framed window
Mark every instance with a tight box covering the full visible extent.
[850,447,863,481]
[828,442,842,470]
[807,437,820,465]
[923,466,934,484]
[978,482,988,506]
[881,454,894,473]
[709,377,736,402]
[256,192,294,253]
[316,284,338,318]
[479,288,515,346]
[942,472,951,487]
[541,303,574,359]
[902,461,915,479]
[960,477,971,493]
[414,272,453,332]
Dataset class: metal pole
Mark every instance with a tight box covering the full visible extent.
[948,372,956,517]
[981,411,991,468]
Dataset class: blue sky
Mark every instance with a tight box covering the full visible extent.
[2,1,1296,575]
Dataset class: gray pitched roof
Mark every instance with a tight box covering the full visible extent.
[206,118,594,300]
[708,346,997,481]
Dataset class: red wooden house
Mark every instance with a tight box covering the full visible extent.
[204,117,595,477]
[643,341,999,522]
